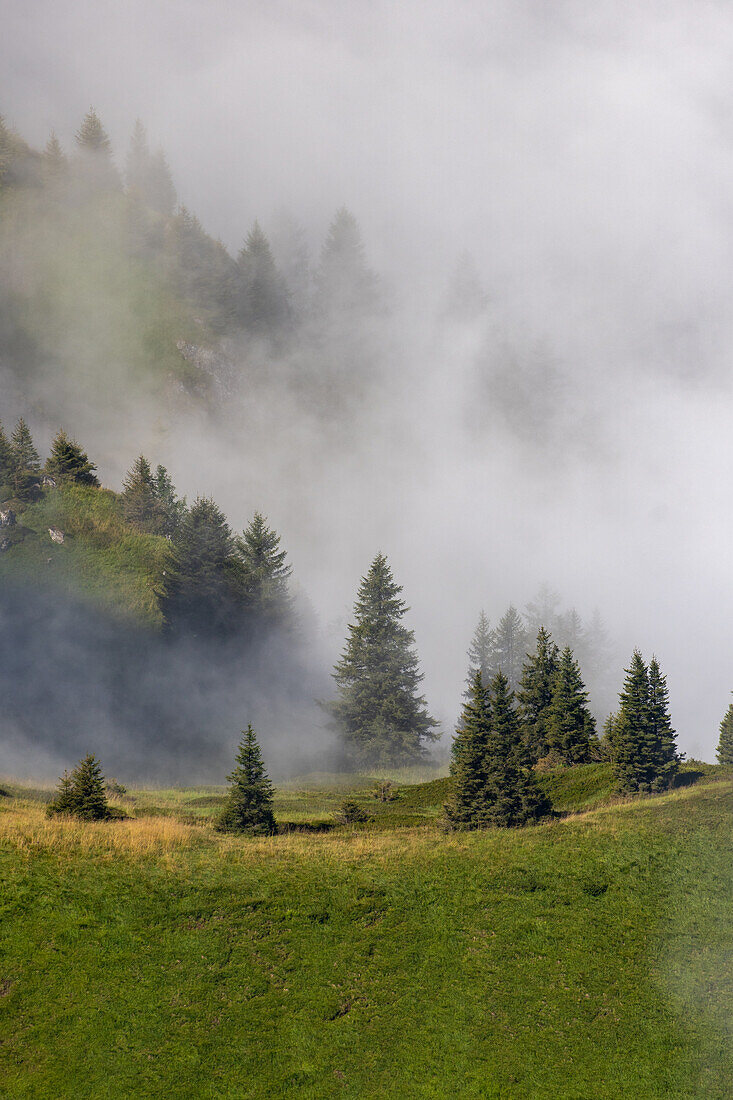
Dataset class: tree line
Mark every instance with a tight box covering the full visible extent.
[0,108,382,343]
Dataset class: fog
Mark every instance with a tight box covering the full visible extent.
[3,0,733,769]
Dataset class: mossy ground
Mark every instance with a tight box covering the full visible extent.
[1,765,732,1098]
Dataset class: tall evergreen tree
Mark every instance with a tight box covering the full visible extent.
[329,553,438,766]
[467,672,547,828]
[75,109,112,155]
[152,465,185,538]
[493,605,528,691]
[69,754,110,821]
[75,109,119,190]
[46,770,77,817]
[216,725,276,835]
[314,207,379,318]
[613,650,656,793]
[45,430,99,487]
[147,147,176,215]
[163,496,240,636]
[125,118,149,194]
[237,511,293,630]
[237,222,290,335]
[121,455,158,530]
[647,657,679,790]
[545,647,596,764]
[0,421,12,491]
[717,699,733,765]
[517,627,560,761]
[465,610,496,693]
[9,418,41,500]
[524,584,562,639]
[446,671,492,827]
[43,132,67,181]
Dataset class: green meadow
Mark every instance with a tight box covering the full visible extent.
[1,764,732,1098]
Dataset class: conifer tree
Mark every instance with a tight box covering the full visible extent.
[545,647,596,764]
[493,605,528,691]
[152,465,185,537]
[465,610,496,694]
[121,455,159,530]
[9,418,41,500]
[517,627,559,761]
[75,108,120,190]
[69,754,109,820]
[125,119,149,194]
[329,554,438,766]
[43,132,67,181]
[45,430,99,487]
[46,771,77,817]
[237,511,293,630]
[479,672,548,827]
[147,147,176,215]
[647,657,679,790]
[613,650,655,793]
[717,700,733,765]
[314,207,379,318]
[216,725,276,835]
[0,421,12,491]
[446,671,492,827]
[237,222,290,334]
[163,496,240,635]
[75,109,112,155]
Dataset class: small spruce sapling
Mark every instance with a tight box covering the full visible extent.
[217,725,276,835]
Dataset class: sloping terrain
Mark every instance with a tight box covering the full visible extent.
[1,768,731,1098]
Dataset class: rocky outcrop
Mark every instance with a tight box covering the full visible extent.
[0,508,16,528]
[175,339,238,402]
[48,527,65,544]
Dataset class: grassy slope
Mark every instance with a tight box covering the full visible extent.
[0,484,172,628]
[1,769,732,1098]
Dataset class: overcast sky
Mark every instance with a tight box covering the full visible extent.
[4,0,733,759]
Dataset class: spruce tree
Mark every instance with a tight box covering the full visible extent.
[647,657,679,790]
[125,118,149,195]
[46,771,77,817]
[45,431,99,487]
[69,755,109,821]
[163,497,240,636]
[545,647,596,765]
[446,671,492,827]
[9,418,41,500]
[43,132,67,181]
[147,148,176,215]
[493,605,529,691]
[314,207,379,318]
[465,610,496,694]
[121,455,159,530]
[75,109,120,190]
[152,465,185,538]
[329,554,438,766]
[75,108,112,155]
[0,421,12,492]
[478,672,548,827]
[517,627,559,761]
[236,511,293,630]
[237,222,290,334]
[613,650,654,793]
[717,701,733,765]
[216,725,276,835]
